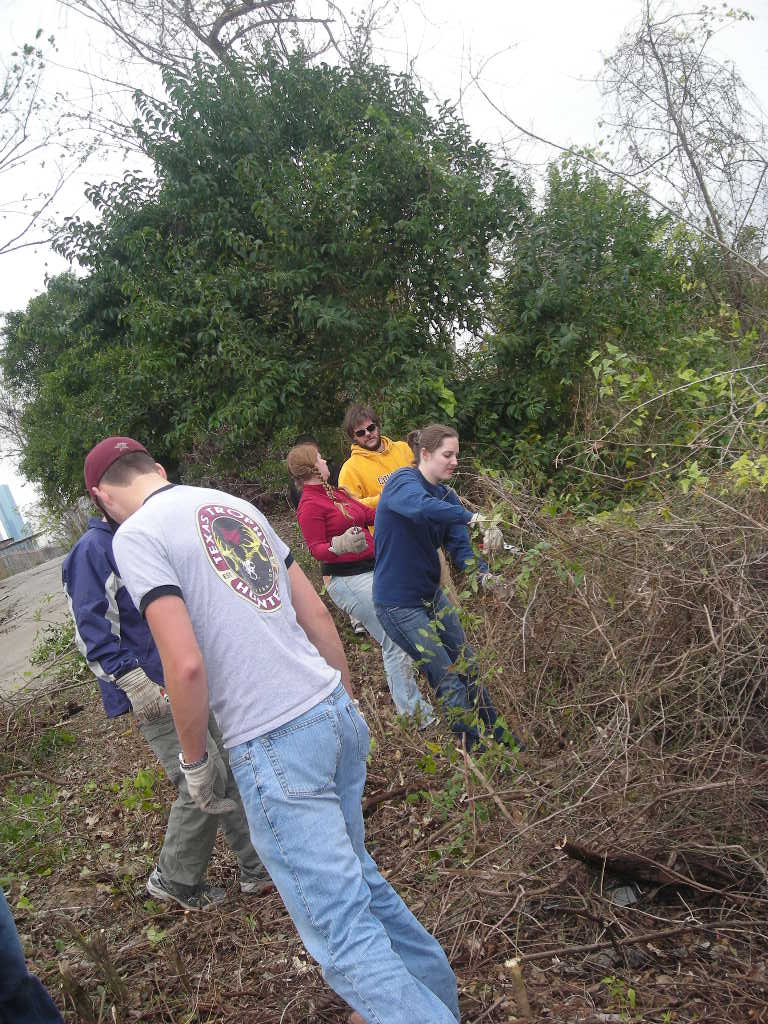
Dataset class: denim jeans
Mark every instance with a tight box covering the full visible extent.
[327,572,435,722]
[140,710,267,887]
[229,683,459,1024]
[375,588,505,752]
[0,889,64,1024]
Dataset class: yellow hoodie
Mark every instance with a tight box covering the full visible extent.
[338,436,413,508]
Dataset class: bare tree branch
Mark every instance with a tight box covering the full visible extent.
[0,35,94,257]
[56,0,356,68]
[597,1,768,313]
[469,75,768,286]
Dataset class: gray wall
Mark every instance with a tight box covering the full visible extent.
[0,535,67,579]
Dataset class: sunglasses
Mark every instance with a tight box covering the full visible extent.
[354,423,378,438]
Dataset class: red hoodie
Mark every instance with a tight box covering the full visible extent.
[297,483,376,576]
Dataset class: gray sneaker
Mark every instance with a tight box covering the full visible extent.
[240,876,273,895]
[146,869,228,911]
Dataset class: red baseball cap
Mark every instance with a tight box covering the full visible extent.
[84,436,151,493]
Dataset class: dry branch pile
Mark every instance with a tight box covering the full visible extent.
[475,477,768,894]
[445,476,768,1018]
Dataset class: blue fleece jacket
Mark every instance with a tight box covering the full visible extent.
[372,468,488,607]
[61,518,164,717]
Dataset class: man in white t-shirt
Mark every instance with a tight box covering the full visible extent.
[85,437,460,1024]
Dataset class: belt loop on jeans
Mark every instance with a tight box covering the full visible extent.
[326,680,346,705]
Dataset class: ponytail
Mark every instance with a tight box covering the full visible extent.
[407,429,422,465]
[408,424,459,466]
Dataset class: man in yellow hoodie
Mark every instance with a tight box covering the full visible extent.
[338,403,413,508]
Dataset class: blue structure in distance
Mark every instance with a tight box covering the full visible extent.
[0,484,25,541]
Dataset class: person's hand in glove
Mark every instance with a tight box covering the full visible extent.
[468,514,505,562]
[329,526,368,556]
[119,667,170,723]
[482,525,505,560]
[178,751,238,816]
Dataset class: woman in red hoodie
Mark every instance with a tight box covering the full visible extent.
[286,443,434,725]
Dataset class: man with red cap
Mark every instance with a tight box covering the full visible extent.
[85,436,460,1024]
[63,438,269,910]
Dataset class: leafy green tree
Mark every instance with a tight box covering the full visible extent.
[3,53,524,501]
[3,274,90,397]
[454,159,695,481]
[1,271,166,505]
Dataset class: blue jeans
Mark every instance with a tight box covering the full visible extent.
[0,889,64,1024]
[376,589,505,752]
[229,684,459,1023]
[327,572,435,722]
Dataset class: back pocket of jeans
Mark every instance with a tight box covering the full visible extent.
[263,710,341,798]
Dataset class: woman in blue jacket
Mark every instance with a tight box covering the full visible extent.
[373,424,514,753]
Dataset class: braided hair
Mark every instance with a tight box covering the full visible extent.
[286,443,353,519]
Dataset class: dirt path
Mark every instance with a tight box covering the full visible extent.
[0,555,69,698]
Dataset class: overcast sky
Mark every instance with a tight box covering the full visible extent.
[1,0,767,523]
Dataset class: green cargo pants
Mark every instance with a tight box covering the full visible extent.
[139,709,267,888]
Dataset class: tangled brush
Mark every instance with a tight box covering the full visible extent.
[469,474,768,897]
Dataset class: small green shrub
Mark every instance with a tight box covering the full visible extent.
[112,768,161,812]
[31,726,76,762]
[29,618,76,664]
[0,784,67,877]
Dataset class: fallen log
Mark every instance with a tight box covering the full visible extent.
[362,783,419,816]
[519,921,714,963]
[562,839,763,895]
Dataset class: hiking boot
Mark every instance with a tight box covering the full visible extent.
[146,869,228,911]
[240,872,273,895]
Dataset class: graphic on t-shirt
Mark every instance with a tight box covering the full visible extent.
[197,505,282,611]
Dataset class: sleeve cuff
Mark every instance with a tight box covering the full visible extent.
[140,585,184,615]
[114,663,141,680]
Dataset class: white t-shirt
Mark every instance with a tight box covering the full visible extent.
[113,484,340,748]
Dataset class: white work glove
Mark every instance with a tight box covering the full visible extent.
[468,512,490,528]
[178,751,238,816]
[119,668,170,723]
[483,525,505,561]
[329,526,368,556]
